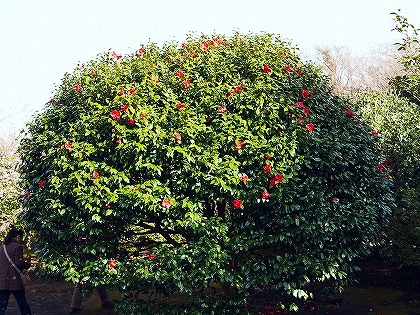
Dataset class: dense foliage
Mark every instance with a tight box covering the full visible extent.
[18,33,393,313]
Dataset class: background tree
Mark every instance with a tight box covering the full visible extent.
[18,33,393,313]
[0,134,21,236]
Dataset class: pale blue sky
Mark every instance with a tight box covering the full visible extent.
[1,0,419,137]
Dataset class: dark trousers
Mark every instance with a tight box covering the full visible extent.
[0,290,31,315]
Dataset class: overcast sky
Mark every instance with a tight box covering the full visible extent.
[1,0,419,137]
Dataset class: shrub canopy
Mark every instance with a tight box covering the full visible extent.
[19,33,393,313]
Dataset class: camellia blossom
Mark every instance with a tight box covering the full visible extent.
[128,118,136,126]
[303,107,310,116]
[147,253,157,261]
[135,48,145,57]
[297,116,305,123]
[371,129,378,137]
[263,164,272,173]
[38,181,45,188]
[261,189,270,200]
[234,140,244,150]
[118,88,125,95]
[111,51,122,60]
[176,103,185,109]
[110,110,121,120]
[115,138,121,145]
[64,141,73,150]
[305,123,315,132]
[74,83,81,91]
[200,42,209,51]
[233,86,244,94]
[92,171,100,179]
[162,198,172,209]
[262,64,271,73]
[218,105,227,113]
[331,197,340,203]
[265,155,273,160]
[183,79,191,89]
[378,161,388,172]
[128,88,136,95]
[173,132,181,142]
[269,173,283,186]
[120,105,129,112]
[140,113,147,119]
[233,199,243,209]
[226,91,232,98]
[295,101,305,108]
[108,259,117,269]
[284,65,292,74]
[302,90,310,99]
[346,110,354,118]
[175,70,184,78]
[239,174,249,182]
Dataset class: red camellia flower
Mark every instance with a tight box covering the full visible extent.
[74,83,81,91]
[239,174,249,182]
[200,42,209,51]
[378,161,388,172]
[305,123,315,132]
[92,171,100,179]
[233,86,243,94]
[110,110,121,120]
[162,198,172,209]
[295,101,305,108]
[111,51,122,60]
[218,105,227,113]
[234,140,243,150]
[147,253,157,261]
[120,104,129,112]
[297,116,304,123]
[115,138,121,145]
[226,91,232,98]
[346,110,354,117]
[135,47,145,57]
[176,103,185,109]
[303,107,310,116]
[284,65,292,74]
[262,64,271,73]
[371,129,378,137]
[331,197,340,203]
[233,199,243,209]
[104,204,111,210]
[128,118,135,126]
[269,173,283,186]
[302,90,310,99]
[263,164,272,173]
[173,132,181,142]
[312,89,317,95]
[182,79,191,89]
[108,259,117,269]
[128,88,136,95]
[140,113,147,119]
[175,70,184,78]
[118,88,125,95]
[64,141,73,150]
[265,155,272,160]
[293,213,299,219]
[38,181,45,188]
[261,189,270,200]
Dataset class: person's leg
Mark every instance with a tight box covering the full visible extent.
[11,290,31,315]
[70,282,83,312]
[96,285,113,309]
[0,290,11,315]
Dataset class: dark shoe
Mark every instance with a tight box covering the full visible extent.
[101,301,114,309]
[70,308,83,313]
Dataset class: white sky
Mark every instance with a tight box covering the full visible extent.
[1,0,419,137]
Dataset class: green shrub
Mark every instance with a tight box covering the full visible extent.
[18,33,393,313]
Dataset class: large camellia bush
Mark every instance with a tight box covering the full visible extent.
[19,33,393,313]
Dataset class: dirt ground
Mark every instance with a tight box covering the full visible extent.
[5,262,420,315]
